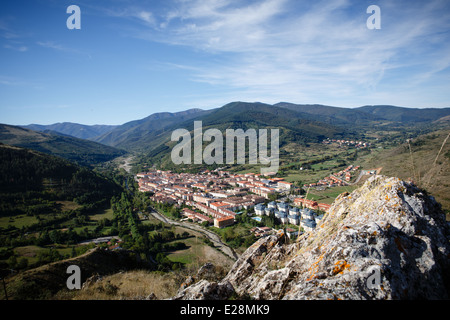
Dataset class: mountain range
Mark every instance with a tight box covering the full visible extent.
[23,123,118,140]
[22,102,450,148]
[1,102,449,166]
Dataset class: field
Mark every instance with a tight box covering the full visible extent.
[67,269,181,300]
[142,215,235,269]
[0,206,116,270]
[306,186,358,204]
[0,215,39,229]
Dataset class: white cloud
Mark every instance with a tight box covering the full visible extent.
[136,11,156,25]
[102,0,450,107]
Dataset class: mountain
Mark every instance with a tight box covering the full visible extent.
[93,102,356,153]
[173,175,450,300]
[93,108,213,151]
[86,101,450,171]
[14,102,449,168]
[0,143,122,195]
[274,102,386,126]
[23,122,118,140]
[0,124,126,166]
[276,103,450,125]
[92,102,450,154]
[182,101,347,139]
[356,105,450,123]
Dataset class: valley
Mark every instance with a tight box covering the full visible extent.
[0,102,449,300]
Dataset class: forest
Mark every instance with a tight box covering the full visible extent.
[0,144,193,275]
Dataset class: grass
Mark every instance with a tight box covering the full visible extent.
[12,245,41,265]
[56,201,81,211]
[0,214,38,229]
[357,128,450,214]
[65,270,181,300]
[89,208,114,221]
[306,186,358,204]
[166,236,201,265]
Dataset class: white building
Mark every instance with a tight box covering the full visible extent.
[254,204,265,216]
[264,207,274,216]
[315,214,324,224]
[301,208,315,220]
[275,211,288,224]
[289,207,300,217]
[267,201,277,210]
[288,214,300,225]
[277,202,289,213]
[301,219,316,232]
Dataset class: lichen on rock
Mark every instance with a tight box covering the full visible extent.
[172,175,450,300]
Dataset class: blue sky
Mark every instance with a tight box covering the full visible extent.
[1,0,450,125]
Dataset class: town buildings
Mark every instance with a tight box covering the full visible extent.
[138,169,279,228]
[137,169,329,232]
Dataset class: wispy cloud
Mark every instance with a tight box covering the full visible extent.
[36,41,68,51]
[143,0,450,106]
[3,43,28,52]
[35,0,450,108]
[36,40,92,59]
[0,18,30,52]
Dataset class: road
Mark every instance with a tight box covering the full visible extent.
[147,208,239,261]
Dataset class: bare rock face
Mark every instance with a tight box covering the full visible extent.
[172,280,235,300]
[174,176,450,300]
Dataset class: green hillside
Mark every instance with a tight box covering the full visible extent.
[0,124,126,166]
[93,108,213,151]
[358,127,450,214]
[0,144,126,281]
[0,144,122,216]
[356,105,450,123]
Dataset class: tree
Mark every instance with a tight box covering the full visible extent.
[17,257,28,269]
[7,255,17,268]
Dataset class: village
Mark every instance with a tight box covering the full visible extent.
[136,168,334,239]
[322,138,371,149]
[303,164,361,189]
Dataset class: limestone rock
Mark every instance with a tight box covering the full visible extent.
[173,279,235,300]
[197,262,215,279]
[173,175,450,300]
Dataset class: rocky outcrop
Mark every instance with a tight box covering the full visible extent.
[174,175,450,300]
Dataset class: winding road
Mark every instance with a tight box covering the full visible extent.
[147,208,239,261]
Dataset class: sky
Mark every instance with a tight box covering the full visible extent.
[1,0,450,125]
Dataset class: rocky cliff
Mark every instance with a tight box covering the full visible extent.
[174,175,450,300]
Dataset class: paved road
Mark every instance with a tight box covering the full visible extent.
[147,208,239,261]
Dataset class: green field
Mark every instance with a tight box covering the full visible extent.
[90,208,114,221]
[306,186,358,204]
[0,215,39,229]
[166,237,202,265]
